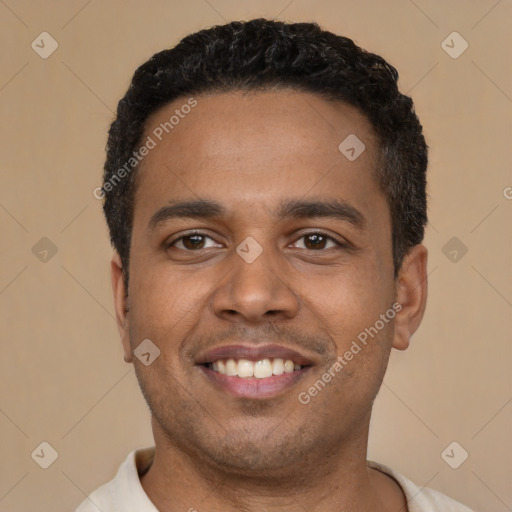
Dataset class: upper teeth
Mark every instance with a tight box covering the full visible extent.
[210,358,302,378]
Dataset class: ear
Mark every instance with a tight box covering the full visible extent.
[111,252,132,363]
[392,244,428,351]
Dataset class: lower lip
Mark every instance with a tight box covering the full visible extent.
[199,365,311,399]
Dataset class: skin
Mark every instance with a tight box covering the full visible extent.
[111,90,428,512]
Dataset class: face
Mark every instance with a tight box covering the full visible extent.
[112,90,427,478]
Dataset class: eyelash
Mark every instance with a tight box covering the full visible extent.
[167,230,349,251]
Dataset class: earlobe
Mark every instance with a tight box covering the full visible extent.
[392,244,428,351]
[111,253,133,363]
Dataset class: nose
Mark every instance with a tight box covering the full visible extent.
[212,242,300,324]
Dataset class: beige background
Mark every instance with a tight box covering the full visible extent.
[0,1,511,511]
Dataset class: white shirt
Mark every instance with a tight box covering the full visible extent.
[75,447,475,511]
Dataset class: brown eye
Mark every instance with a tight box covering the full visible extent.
[168,233,220,251]
[181,235,206,250]
[304,234,329,250]
[293,232,343,250]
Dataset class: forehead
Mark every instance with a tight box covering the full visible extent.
[134,90,384,224]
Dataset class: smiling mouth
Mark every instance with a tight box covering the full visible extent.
[204,357,306,379]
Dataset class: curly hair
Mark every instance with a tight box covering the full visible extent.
[102,18,428,285]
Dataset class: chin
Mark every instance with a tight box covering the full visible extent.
[201,434,309,478]
[185,419,327,480]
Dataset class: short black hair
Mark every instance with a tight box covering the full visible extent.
[102,18,428,285]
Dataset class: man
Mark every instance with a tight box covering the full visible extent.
[77,18,474,512]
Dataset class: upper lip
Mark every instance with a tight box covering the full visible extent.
[196,344,315,366]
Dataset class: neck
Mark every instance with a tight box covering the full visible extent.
[140,415,406,512]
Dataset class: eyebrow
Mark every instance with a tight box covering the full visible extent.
[148,198,366,230]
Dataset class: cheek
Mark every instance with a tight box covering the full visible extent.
[309,263,395,399]
[313,263,393,342]
[128,259,208,339]
[306,322,393,420]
